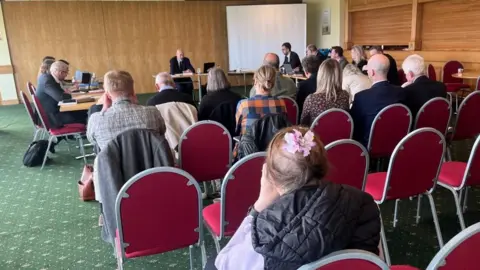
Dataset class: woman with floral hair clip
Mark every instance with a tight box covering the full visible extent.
[208,126,381,270]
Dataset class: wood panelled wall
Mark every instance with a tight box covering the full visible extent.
[4,0,301,98]
[345,0,480,86]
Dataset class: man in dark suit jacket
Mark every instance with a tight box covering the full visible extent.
[36,61,87,128]
[146,72,196,107]
[281,42,302,73]
[402,54,447,119]
[306,44,327,66]
[296,55,321,115]
[350,54,406,146]
[169,49,195,96]
[369,46,400,86]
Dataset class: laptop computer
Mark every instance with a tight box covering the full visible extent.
[203,62,215,73]
[283,64,294,75]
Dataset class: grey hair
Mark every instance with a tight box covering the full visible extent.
[206,67,230,92]
[49,61,68,74]
[343,64,363,77]
[155,72,174,86]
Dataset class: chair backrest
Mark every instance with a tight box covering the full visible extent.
[220,152,266,237]
[27,82,36,96]
[398,69,407,85]
[31,94,52,130]
[297,250,389,270]
[368,104,412,158]
[279,96,299,125]
[178,121,232,182]
[451,91,480,141]
[476,77,480,91]
[426,222,480,270]
[442,61,464,84]
[380,128,445,202]
[325,139,369,190]
[310,109,353,146]
[115,167,203,259]
[20,91,41,128]
[427,64,437,81]
[414,97,451,135]
[458,136,480,188]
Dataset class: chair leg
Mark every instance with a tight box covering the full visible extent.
[446,145,453,162]
[446,186,466,230]
[463,187,469,213]
[200,240,207,269]
[415,195,422,224]
[33,129,40,141]
[378,207,391,266]
[426,193,444,248]
[188,245,194,270]
[77,135,87,164]
[203,182,209,195]
[115,236,124,270]
[41,136,54,170]
[393,199,400,228]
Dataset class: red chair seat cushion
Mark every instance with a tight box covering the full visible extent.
[365,172,387,201]
[49,123,86,136]
[438,161,467,188]
[202,203,222,237]
[446,83,470,92]
[390,266,421,270]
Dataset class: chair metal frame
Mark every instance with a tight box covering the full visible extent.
[26,81,36,96]
[297,249,389,270]
[414,97,451,136]
[325,139,369,191]
[311,108,354,143]
[114,167,206,270]
[20,91,46,142]
[279,95,299,125]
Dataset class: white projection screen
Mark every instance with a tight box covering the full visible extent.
[226,4,307,71]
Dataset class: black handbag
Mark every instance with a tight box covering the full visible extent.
[23,140,49,167]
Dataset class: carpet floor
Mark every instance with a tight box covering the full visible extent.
[0,96,478,270]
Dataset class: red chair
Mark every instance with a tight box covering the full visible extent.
[114,167,206,270]
[178,121,232,193]
[27,81,36,96]
[310,108,353,146]
[297,249,419,270]
[427,64,437,81]
[438,136,480,230]
[32,94,87,169]
[442,61,470,110]
[398,69,407,85]
[279,96,299,125]
[325,139,369,190]
[20,91,46,142]
[365,128,446,265]
[446,91,480,160]
[414,97,451,135]
[367,104,412,159]
[426,222,480,270]
[202,152,266,253]
[476,76,480,91]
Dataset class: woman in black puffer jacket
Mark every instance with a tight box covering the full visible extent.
[211,126,381,270]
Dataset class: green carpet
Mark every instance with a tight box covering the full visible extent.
[0,99,478,269]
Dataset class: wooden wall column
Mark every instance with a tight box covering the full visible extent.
[409,0,422,50]
[344,0,352,49]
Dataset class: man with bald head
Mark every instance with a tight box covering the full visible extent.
[146,72,195,107]
[169,49,195,96]
[350,54,405,146]
[248,53,297,98]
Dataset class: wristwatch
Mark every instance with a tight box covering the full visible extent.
[248,205,259,217]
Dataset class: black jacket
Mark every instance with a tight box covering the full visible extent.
[252,183,380,270]
[282,51,302,72]
[36,73,71,128]
[146,88,196,108]
[198,89,242,122]
[237,113,291,160]
[385,53,400,86]
[353,59,368,75]
[296,73,317,115]
[404,75,447,119]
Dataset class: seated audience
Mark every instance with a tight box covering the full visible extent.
[300,59,350,126]
[37,56,55,79]
[210,126,380,270]
[369,46,400,86]
[342,64,372,102]
[237,65,287,135]
[402,54,447,118]
[36,61,87,128]
[146,72,195,107]
[350,54,405,146]
[169,49,195,96]
[306,44,326,66]
[281,42,302,72]
[87,70,166,151]
[249,53,297,98]
[296,55,321,115]
[198,67,241,122]
[330,46,348,70]
[351,45,368,74]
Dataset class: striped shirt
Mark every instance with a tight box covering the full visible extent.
[235,95,287,135]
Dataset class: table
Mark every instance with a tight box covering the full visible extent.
[59,90,104,112]
[283,74,308,86]
[452,72,480,80]
[228,70,255,96]
[171,73,203,103]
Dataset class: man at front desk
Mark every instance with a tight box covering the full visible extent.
[169,49,195,96]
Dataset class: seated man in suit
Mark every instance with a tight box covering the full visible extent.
[281,42,302,73]
[369,46,400,86]
[331,46,349,71]
[296,55,321,115]
[249,53,297,98]
[306,44,326,66]
[146,72,196,107]
[36,61,87,128]
[350,54,406,146]
[169,49,195,96]
[402,54,447,119]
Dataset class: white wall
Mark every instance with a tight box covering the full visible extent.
[303,0,345,49]
[0,3,17,103]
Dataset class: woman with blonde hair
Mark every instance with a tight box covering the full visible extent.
[300,59,350,125]
[343,63,372,102]
[207,126,380,270]
[351,45,368,73]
